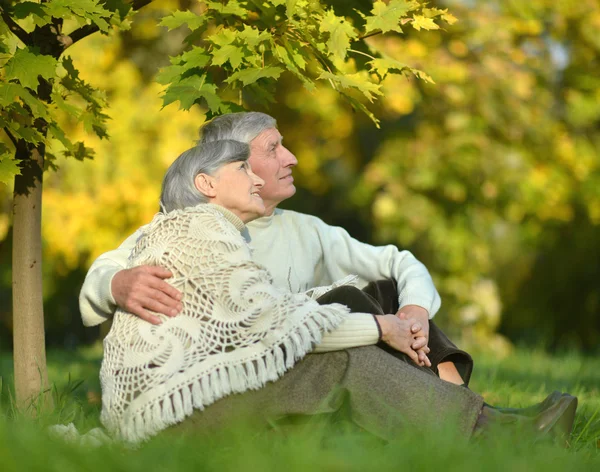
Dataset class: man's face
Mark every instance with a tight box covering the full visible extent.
[248,128,298,214]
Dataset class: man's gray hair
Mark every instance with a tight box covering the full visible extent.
[199,112,277,144]
[160,140,250,212]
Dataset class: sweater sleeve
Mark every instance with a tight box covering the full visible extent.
[313,313,380,352]
[310,216,441,319]
[78,229,141,327]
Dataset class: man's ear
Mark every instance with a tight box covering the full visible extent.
[194,173,217,198]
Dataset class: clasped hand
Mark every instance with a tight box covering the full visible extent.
[375,305,432,367]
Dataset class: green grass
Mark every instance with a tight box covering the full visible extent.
[1,345,599,471]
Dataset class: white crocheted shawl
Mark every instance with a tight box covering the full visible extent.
[100,204,350,443]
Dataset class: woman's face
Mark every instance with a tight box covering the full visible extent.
[208,161,266,222]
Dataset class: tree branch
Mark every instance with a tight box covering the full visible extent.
[0,7,31,45]
[131,0,154,10]
[348,49,377,61]
[358,30,383,41]
[60,24,98,48]
[3,127,18,148]
[60,0,154,50]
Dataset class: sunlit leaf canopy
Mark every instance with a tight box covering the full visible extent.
[155,0,453,123]
[0,0,599,352]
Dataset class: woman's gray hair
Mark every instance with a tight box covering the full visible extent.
[160,140,250,212]
[199,112,277,144]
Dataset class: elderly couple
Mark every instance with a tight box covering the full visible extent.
[80,112,577,444]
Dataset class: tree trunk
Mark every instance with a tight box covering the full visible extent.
[12,145,53,413]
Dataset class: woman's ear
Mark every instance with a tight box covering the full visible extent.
[194,173,217,198]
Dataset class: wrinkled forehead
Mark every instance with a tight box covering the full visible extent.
[251,127,282,145]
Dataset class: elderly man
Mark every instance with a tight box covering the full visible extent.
[80,111,470,385]
[80,112,579,442]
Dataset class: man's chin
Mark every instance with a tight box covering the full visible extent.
[286,185,297,198]
[260,186,296,209]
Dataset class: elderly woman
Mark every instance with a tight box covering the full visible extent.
[100,140,577,444]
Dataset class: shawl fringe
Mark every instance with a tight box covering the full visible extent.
[105,303,347,443]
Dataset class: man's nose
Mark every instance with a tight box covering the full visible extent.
[280,146,298,167]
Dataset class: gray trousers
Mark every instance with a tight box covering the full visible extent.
[170,346,484,441]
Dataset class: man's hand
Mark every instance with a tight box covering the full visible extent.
[111,266,183,325]
[397,305,430,366]
[375,315,431,367]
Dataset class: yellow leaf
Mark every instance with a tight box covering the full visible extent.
[411,15,439,31]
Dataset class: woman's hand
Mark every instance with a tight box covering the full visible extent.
[375,315,431,367]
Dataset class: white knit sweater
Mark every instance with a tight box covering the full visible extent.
[101,204,353,443]
[80,208,441,350]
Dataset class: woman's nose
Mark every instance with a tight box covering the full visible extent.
[251,171,265,188]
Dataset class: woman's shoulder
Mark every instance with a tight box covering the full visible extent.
[139,205,241,242]
[150,204,233,226]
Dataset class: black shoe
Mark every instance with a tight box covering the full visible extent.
[474,394,578,445]
[547,395,578,447]
[488,391,563,417]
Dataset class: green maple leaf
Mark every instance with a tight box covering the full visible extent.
[238,25,271,49]
[49,123,74,151]
[12,2,51,26]
[199,83,223,113]
[58,57,108,112]
[319,9,357,60]
[4,48,58,91]
[411,15,439,31]
[273,43,314,91]
[205,0,248,17]
[61,56,80,80]
[441,10,458,25]
[410,68,435,84]
[159,10,206,31]
[64,141,94,161]
[318,71,382,102]
[162,76,222,112]
[275,38,308,71]
[0,154,21,186]
[155,64,186,85]
[289,49,307,70]
[225,66,283,86]
[102,0,135,19]
[46,0,112,32]
[421,7,457,25]
[0,83,50,120]
[80,109,108,138]
[157,48,210,86]
[51,90,82,118]
[7,122,44,144]
[180,47,211,69]
[211,44,245,69]
[343,93,380,128]
[274,44,298,71]
[210,29,237,47]
[362,0,415,35]
[369,57,410,79]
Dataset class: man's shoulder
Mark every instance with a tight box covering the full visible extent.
[276,208,327,226]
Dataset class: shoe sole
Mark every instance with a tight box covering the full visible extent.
[548,395,578,448]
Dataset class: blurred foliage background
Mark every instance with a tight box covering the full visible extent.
[1,0,599,354]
